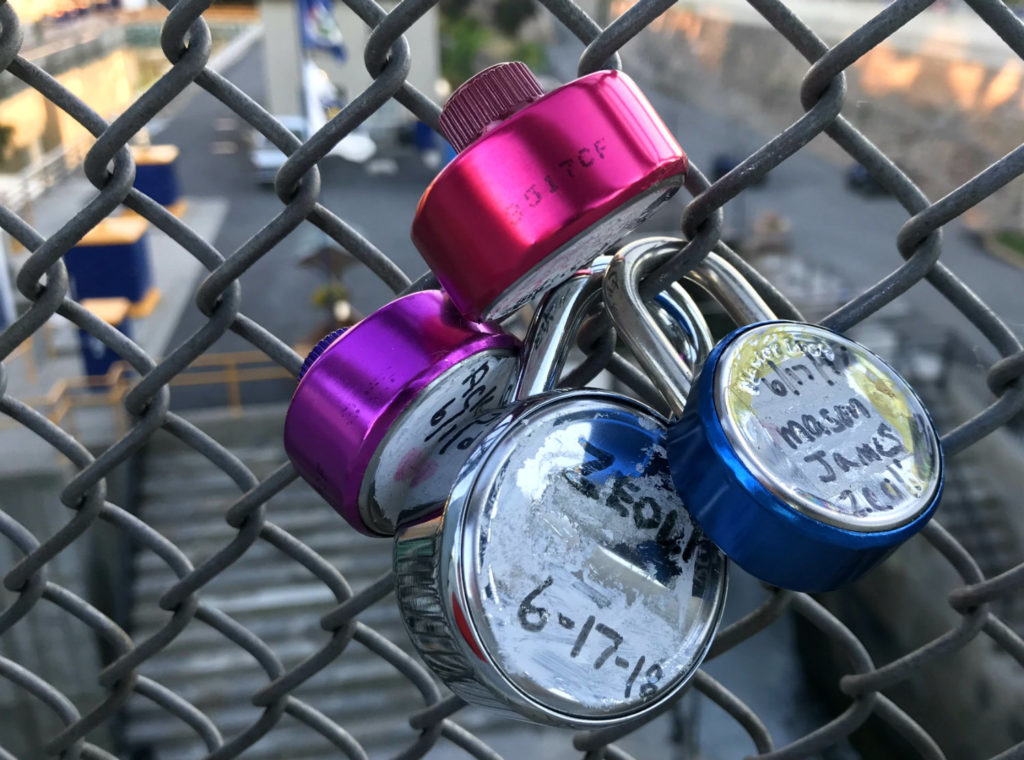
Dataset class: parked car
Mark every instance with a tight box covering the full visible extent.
[845,163,890,196]
[251,113,376,185]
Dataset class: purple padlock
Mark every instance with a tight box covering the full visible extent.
[284,291,521,536]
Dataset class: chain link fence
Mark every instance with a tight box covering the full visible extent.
[0,0,1023,757]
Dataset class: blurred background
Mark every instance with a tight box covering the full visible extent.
[0,0,1023,758]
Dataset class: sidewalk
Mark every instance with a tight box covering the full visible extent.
[1,184,227,473]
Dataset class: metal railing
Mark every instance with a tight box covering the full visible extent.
[0,137,92,218]
[0,0,1022,758]
[0,350,292,434]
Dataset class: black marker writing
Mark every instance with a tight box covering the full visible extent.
[518,576,553,632]
[517,578,665,698]
[561,440,684,541]
[738,339,850,395]
[802,422,907,484]
[423,361,502,454]
[778,398,871,450]
[563,438,615,500]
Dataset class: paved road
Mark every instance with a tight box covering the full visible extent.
[552,38,1024,359]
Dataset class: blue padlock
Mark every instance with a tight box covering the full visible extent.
[604,238,944,592]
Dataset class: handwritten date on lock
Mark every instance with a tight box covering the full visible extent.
[510,439,695,700]
[517,577,664,700]
[738,339,931,517]
[422,361,502,455]
[504,139,609,226]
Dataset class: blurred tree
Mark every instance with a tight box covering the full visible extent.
[438,0,546,88]
[494,0,537,35]
[510,40,545,72]
[440,15,492,86]
[440,0,473,18]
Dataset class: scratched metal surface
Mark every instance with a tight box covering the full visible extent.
[0,0,1022,758]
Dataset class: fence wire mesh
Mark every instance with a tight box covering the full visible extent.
[0,0,1023,758]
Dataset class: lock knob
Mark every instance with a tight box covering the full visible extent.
[604,239,944,592]
[440,62,545,151]
[298,328,347,380]
[667,322,944,592]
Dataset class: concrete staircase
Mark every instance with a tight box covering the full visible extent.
[121,404,517,760]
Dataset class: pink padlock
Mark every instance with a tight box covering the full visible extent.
[412,62,688,322]
[284,291,520,536]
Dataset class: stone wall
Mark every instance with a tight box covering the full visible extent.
[606,1,1024,231]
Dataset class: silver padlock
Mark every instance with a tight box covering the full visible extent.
[605,238,944,592]
[392,259,727,727]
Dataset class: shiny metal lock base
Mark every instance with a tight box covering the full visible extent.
[394,391,726,728]
[667,321,944,592]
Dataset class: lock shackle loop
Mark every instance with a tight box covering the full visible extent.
[515,255,709,401]
[513,256,609,401]
[604,238,761,418]
[685,252,776,326]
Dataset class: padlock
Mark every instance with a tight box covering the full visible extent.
[412,61,688,322]
[604,238,944,592]
[392,261,726,727]
[283,290,521,537]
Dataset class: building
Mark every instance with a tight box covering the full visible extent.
[259,0,440,139]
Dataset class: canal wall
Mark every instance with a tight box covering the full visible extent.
[798,368,1024,760]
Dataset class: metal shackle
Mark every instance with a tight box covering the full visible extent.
[603,241,705,414]
[412,62,688,322]
[283,290,521,537]
[604,239,945,592]
[682,251,777,326]
[392,261,727,728]
[514,255,711,401]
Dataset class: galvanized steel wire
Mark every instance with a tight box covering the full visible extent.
[0,0,1023,758]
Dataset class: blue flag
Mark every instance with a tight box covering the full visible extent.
[300,0,347,61]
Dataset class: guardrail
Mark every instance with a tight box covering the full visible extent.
[0,138,93,221]
[0,350,293,437]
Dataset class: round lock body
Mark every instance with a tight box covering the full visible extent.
[284,290,520,537]
[394,391,727,727]
[667,321,944,592]
[413,65,687,322]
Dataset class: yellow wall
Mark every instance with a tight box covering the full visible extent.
[0,47,145,172]
[10,1,102,25]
